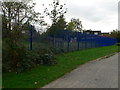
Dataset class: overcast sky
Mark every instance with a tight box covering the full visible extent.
[34,0,119,32]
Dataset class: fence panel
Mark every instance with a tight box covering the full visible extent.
[27,29,117,52]
[48,30,117,52]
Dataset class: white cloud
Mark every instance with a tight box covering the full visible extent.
[34,0,119,32]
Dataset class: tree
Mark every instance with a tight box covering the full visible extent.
[47,14,67,36]
[1,1,45,72]
[110,29,120,42]
[71,18,83,32]
[44,0,67,33]
[44,0,67,24]
[55,15,67,30]
[1,1,44,39]
[66,21,74,31]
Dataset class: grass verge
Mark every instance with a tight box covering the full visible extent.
[3,45,119,88]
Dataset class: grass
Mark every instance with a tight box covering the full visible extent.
[3,45,119,88]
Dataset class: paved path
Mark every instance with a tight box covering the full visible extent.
[42,53,119,88]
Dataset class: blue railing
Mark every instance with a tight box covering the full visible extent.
[48,30,117,52]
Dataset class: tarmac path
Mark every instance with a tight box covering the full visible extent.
[42,53,119,88]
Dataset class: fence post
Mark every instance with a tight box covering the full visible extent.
[60,38,64,50]
[77,32,80,50]
[53,36,55,47]
[84,33,87,49]
[77,41,80,50]
[67,36,70,52]
[91,34,93,48]
[29,25,33,50]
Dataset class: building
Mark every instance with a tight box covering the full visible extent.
[84,30,101,35]
[100,32,112,38]
[101,32,110,36]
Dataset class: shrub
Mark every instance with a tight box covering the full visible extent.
[15,50,36,72]
[2,38,26,72]
[51,47,64,54]
[39,53,56,65]
[3,39,57,73]
[15,47,57,72]
[32,44,57,66]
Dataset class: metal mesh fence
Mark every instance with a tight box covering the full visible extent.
[25,29,117,52]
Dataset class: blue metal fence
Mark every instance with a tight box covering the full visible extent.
[48,30,117,52]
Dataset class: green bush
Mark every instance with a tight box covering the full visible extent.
[3,38,26,72]
[51,48,64,54]
[32,44,57,66]
[3,40,57,73]
[15,50,36,72]
[14,46,57,72]
[40,53,57,65]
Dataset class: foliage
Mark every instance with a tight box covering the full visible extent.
[32,43,57,66]
[1,1,44,29]
[44,0,67,34]
[3,40,57,73]
[55,15,67,30]
[66,21,74,31]
[44,0,67,25]
[68,18,83,31]
[110,29,120,42]
[51,47,65,54]
[47,15,67,35]
[2,38,26,72]
[2,1,49,73]
[1,1,45,48]
[16,49,56,72]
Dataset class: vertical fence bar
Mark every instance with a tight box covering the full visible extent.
[29,25,33,50]
[84,34,86,48]
[91,35,93,48]
[77,32,80,50]
[67,36,70,52]
[53,36,55,48]
[78,41,80,50]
